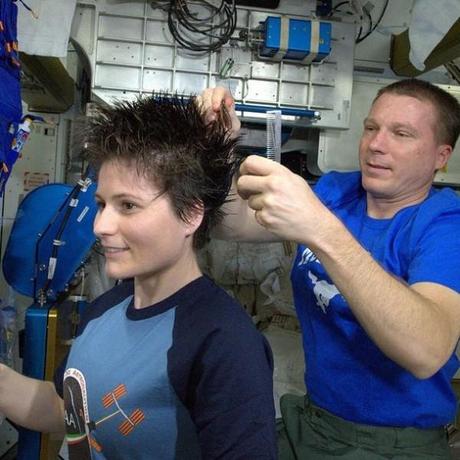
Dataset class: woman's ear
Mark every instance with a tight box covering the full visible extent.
[184,202,205,237]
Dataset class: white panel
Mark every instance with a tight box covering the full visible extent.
[97,40,142,66]
[77,0,355,129]
[99,3,145,17]
[145,19,174,44]
[143,69,173,92]
[280,82,308,105]
[176,53,210,72]
[95,65,140,90]
[174,72,209,94]
[99,15,144,41]
[310,62,337,86]
[217,47,252,78]
[93,90,140,105]
[282,62,310,83]
[252,61,280,79]
[310,85,335,109]
[144,44,174,68]
[245,80,278,103]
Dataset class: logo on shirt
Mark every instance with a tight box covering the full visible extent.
[64,368,94,459]
[307,271,340,313]
[298,247,340,313]
[298,247,320,266]
[64,369,145,459]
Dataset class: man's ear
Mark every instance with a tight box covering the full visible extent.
[184,202,205,237]
[435,144,453,170]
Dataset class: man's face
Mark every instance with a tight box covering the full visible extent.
[359,93,450,214]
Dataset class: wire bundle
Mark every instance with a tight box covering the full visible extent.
[329,0,389,44]
[167,0,237,53]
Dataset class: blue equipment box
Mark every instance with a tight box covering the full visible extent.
[260,16,332,63]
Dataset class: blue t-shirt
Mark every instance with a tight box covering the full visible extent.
[56,276,276,459]
[291,171,460,428]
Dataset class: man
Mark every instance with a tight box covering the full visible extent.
[201,78,460,459]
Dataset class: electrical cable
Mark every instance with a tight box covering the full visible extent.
[16,0,39,18]
[329,0,387,44]
[357,6,373,42]
[329,1,364,42]
[167,0,237,53]
[329,1,350,15]
[356,0,389,43]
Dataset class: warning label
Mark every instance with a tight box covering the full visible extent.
[23,172,50,192]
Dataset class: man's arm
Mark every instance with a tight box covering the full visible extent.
[211,181,282,242]
[311,212,460,379]
[0,364,64,433]
[199,87,280,243]
[238,154,460,378]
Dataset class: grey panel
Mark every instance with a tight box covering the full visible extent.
[143,69,172,92]
[144,44,174,68]
[97,40,142,66]
[83,0,355,128]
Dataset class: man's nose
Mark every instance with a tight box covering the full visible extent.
[368,129,387,152]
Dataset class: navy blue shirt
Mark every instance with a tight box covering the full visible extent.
[56,276,276,459]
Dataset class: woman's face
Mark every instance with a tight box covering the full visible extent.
[93,161,201,286]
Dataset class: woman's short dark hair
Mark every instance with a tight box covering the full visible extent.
[84,94,241,249]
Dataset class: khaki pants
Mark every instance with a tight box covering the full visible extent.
[277,394,451,460]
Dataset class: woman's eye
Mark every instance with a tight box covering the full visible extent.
[95,201,105,210]
[122,202,137,211]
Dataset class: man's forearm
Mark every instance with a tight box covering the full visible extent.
[308,211,460,378]
[212,181,280,242]
[0,364,64,433]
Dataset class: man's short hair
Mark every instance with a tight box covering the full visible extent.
[84,94,241,249]
[374,78,460,149]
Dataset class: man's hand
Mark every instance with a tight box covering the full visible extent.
[237,155,331,244]
[197,87,241,137]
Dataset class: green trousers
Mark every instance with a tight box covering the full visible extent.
[277,394,451,460]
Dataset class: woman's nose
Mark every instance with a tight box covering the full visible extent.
[93,206,116,237]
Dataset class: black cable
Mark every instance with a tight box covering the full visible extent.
[329,1,365,42]
[329,0,350,15]
[356,6,373,43]
[167,0,237,53]
[170,2,235,50]
[34,167,96,303]
[356,0,389,43]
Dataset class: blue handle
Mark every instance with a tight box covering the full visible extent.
[234,103,320,119]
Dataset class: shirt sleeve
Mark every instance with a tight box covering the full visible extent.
[408,209,460,292]
[188,320,277,459]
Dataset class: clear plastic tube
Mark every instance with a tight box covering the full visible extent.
[266,110,282,162]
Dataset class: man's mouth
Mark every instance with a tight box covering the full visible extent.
[367,163,389,169]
